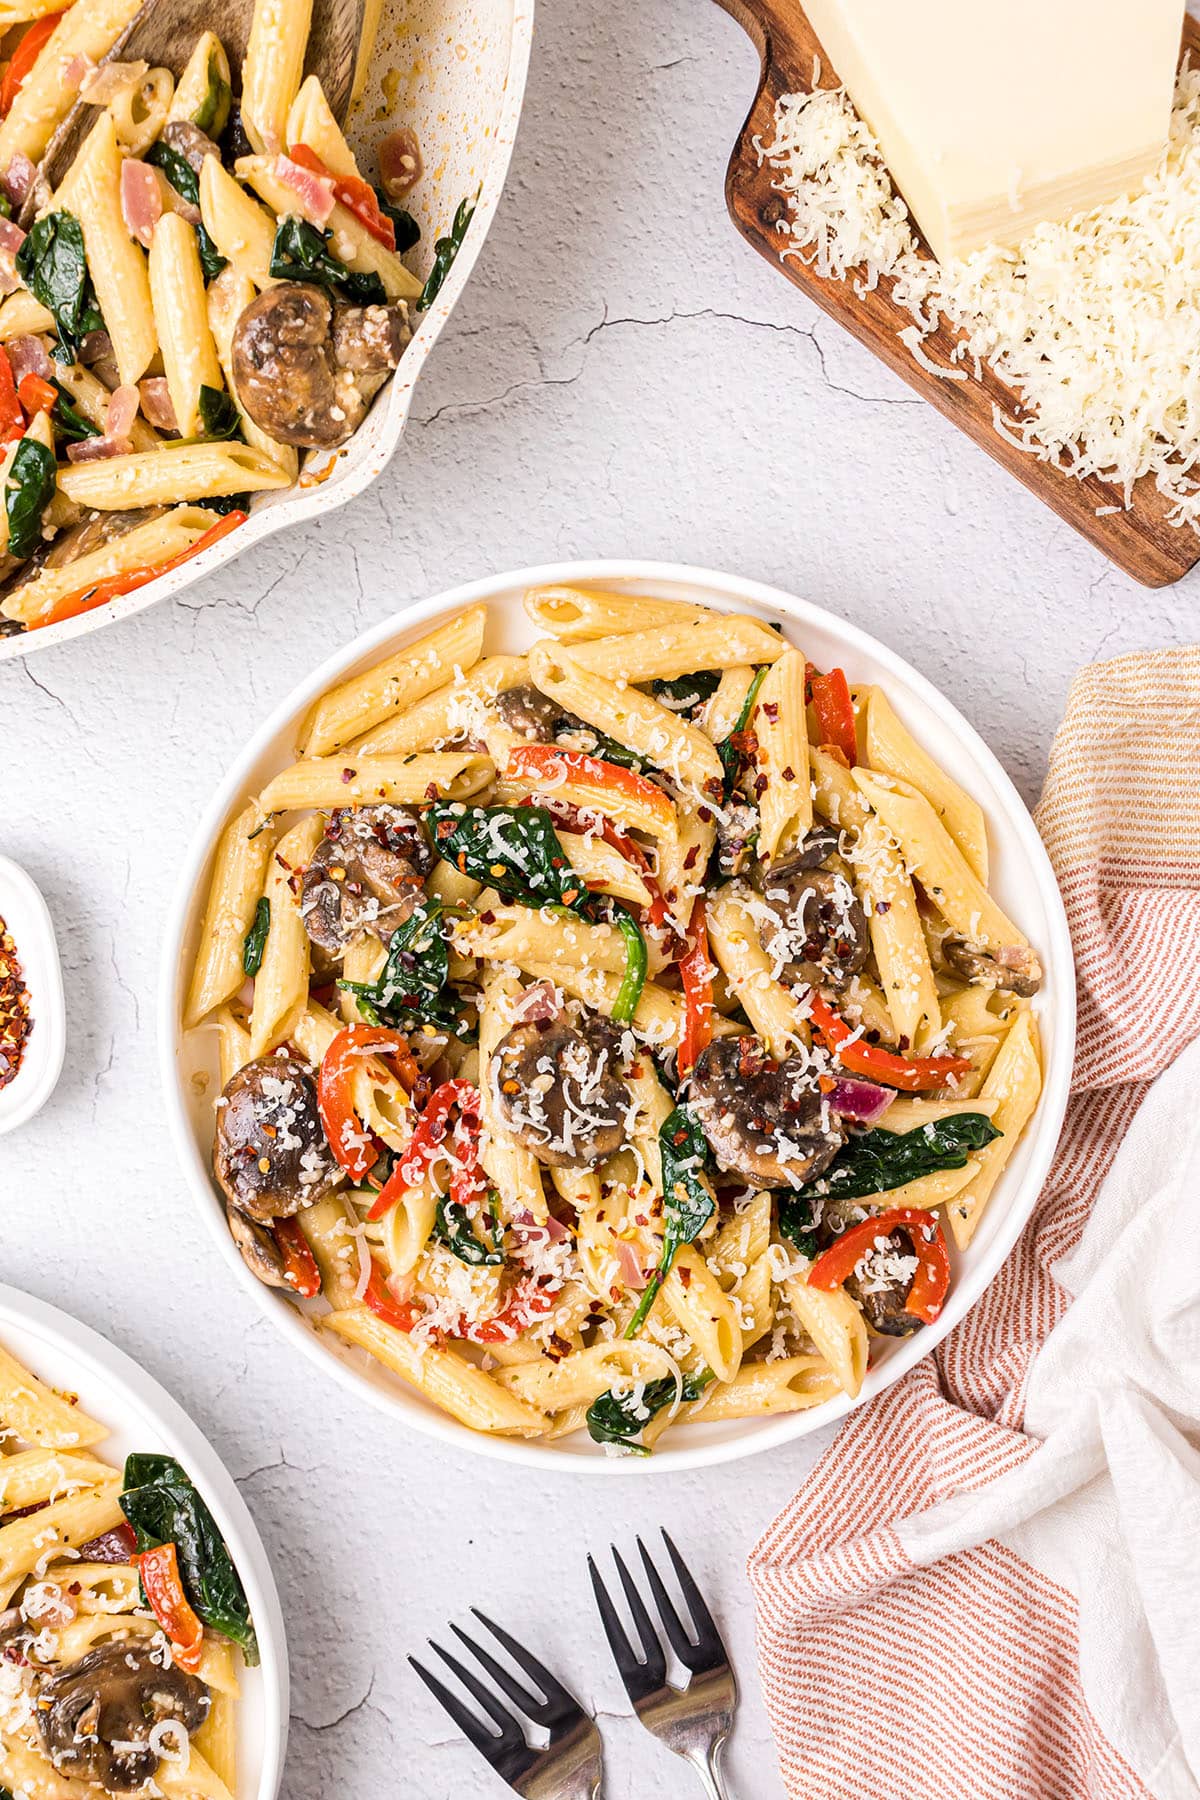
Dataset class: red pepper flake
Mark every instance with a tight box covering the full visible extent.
[762,701,780,723]
[781,765,795,782]
[424,782,439,800]
[341,767,356,783]
[683,845,700,870]
[0,914,32,1092]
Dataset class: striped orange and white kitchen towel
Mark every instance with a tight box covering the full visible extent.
[750,648,1200,1800]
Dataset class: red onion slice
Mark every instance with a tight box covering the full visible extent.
[828,1077,895,1125]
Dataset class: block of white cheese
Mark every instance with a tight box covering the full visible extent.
[801,0,1185,262]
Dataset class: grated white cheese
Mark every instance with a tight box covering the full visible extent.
[758,65,1200,529]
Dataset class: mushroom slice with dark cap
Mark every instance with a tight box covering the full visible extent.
[943,935,1043,998]
[492,1011,629,1168]
[231,283,412,450]
[750,830,869,989]
[818,1205,924,1337]
[214,1051,340,1223]
[300,803,433,958]
[159,119,221,173]
[494,683,581,740]
[35,1641,210,1791]
[689,1036,844,1188]
[226,1205,290,1289]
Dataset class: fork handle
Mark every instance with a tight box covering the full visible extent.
[684,1736,733,1800]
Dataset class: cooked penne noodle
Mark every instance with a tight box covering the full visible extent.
[199,154,279,290]
[239,0,312,154]
[565,614,786,681]
[149,212,225,437]
[0,0,142,167]
[523,583,716,640]
[184,805,280,1027]
[947,1009,1042,1249]
[62,113,158,385]
[57,442,292,509]
[256,751,494,813]
[323,1308,548,1435]
[248,813,324,1057]
[1,506,217,625]
[285,73,361,177]
[302,607,488,754]
[353,656,530,756]
[753,649,813,861]
[863,686,989,884]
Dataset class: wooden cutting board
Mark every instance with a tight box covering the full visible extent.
[716,0,1200,588]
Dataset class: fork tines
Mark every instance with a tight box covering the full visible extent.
[410,1608,599,1794]
[588,1529,732,1697]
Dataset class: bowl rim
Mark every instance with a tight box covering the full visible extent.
[158,557,1077,1476]
[0,854,66,1136]
[0,1281,289,1795]
[0,0,535,664]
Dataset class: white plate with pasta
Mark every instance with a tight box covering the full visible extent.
[162,560,1075,1472]
[0,0,531,658]
[0,1281,287,1797]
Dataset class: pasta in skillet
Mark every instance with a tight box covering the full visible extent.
[0,0,471,638]
[183,586,1045,1457]
[0,1336,256,1796]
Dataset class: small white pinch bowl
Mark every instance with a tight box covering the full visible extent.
[160,560,1076,1474]
[0,1282,288,1795]
[1,0,533,661]
[0,854,65,1135]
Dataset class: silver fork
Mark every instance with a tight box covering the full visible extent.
[588,1532,737,1800]
[409,1608,604,1799]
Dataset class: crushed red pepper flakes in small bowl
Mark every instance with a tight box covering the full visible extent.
[0,913,32,1091]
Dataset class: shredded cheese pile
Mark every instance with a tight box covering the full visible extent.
[758,64,1200,528]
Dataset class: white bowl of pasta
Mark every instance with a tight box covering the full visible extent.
[0,1282,287,1796]
[0,0,531,659]
[161,560,1075,1473]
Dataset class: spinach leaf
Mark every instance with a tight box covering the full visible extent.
[610,904,647,1023]
[269,216,387,305]
[718,663,768,796]
[338,894,474,1041]
[562,724,645,773]
[787,1113,1002,1207]
[145,145,227,279]
[625,1105,716,1337]
[652,669,720,713]
[16,212,103,359]
[242,897,270,976]
[586,1370,714,1455]
[434,1192,504,1265]
[198,383,241,441]
[773,1197,819,1262]
[379,195,420,253]
[120,1453,258,1665]
[52,381,100,442]
[4,439,56,562]
[427,801,586,909]
[419,193,476,309]
[198,491,251,516]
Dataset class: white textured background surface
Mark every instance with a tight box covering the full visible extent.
[3,1,1198,1795]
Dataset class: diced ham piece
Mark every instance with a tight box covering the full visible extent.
[511,980,559,1024]
[120,158,163,248]
[2,152,36,208]
[273,152,336,225]
[66,433,132,462]
[0,217,26,297]
[138,375,177,433]
[78,58,146,103]
[613,1238,648,1291]
[66,384,139,460]
[6,335,50,385]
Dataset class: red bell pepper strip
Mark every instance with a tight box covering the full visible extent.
[0,11,65,118]
[16,371,56,416]
[273,1216,322,1298]
[809,993,972,1093]
[0,349,24,444]
[366,1079,481,1221]
[807,665,858,766]
[133,1543,205,1672]
[286,142,397,249]
[317,1023,408,1181]
[506,744,676,833]
[362,1257,421,1332]
[807,1207,951,1325]
[34,510,247,630]
[677,897,714,1076]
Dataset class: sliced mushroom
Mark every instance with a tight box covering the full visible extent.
[689,1036,844,1187]
[750,833,868,989]
[214,1051,340,1223]
[300,803,433,958]
[35,1641,210,1792]
[715,799,758,879]
[494,683,577,740]
[818,1210,923,1337]
[943,935,1043,998]
[160,118,220,173]
[492,1011,628,1168]
[227,1205,290,1289]
[231,283,412,450]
